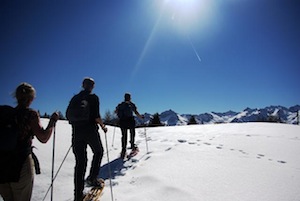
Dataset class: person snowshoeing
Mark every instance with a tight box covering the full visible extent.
[66,77,107,201]
[115,93,144,158]
[0,82,59,201]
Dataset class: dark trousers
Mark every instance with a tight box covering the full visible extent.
[121,127,136,151]
[72,125,103,200]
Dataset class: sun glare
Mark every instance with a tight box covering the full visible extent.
[162,0,215,33]
[165,0,199,14]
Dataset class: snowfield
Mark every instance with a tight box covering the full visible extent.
[5,120,300,201]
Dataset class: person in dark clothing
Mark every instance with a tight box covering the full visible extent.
[66,77,107,201]
[115,93,144,158]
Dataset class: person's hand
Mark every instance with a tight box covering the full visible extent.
[101,125,108,133]
[50,112,59,121]
[49,112,59,127]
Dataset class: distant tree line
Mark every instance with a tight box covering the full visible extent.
[103,110,119,126]
[257,115,282,123]
[187,115,198,125]
[39,110,66,120]
[148,113,164,127]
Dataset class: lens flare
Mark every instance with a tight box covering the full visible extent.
[163,0,216,33]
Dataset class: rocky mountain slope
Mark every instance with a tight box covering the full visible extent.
[136,105,300,126]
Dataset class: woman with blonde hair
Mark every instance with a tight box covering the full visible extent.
[0,82,59,201]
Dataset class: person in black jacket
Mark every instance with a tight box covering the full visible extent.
[115,93,144,158]
[67,77,107,201]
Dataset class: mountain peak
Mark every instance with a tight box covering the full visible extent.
[137,105,299,126]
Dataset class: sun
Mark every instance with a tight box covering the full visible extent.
[162,0,215,32]
[165,0,200,14]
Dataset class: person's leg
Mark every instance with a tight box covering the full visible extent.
[121,127,128,157]
[10,155,34,201]
[129,128,136,149]
[129,117,136,149]
[72,139,87,200]
[0,182,13,201]
[87,130,104,180]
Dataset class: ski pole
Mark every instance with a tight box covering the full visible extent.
[144,127,149,153]
[42,144,72,201]
[104,132,114,201]
[111,126,116,147]
[50,125,56,201]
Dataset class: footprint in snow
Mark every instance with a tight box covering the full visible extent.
[165,147,172,151]
[257,154,265,158]
[131,158,139,163]
[111,181,119,186]
[239,150,248,155]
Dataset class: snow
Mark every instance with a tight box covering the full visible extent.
[236,111,248,119]
[2,120,300,201]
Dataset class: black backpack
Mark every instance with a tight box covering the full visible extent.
[66,92,90,124]
[0,106,41,183]
[0,105,21,183]
[117,102,133,119]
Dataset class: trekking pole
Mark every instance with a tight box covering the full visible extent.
[50,125,56,201]
[111,126,116,147]
[42,144,72,201]
[144,127,149,153]
[104,132,114,201]
[297,110,298,125]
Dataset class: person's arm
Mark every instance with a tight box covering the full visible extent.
[94,95,107,133]
[95,117,107,133]
[132,103,144,119]
[30,111,59,143]
[134,110,144,119]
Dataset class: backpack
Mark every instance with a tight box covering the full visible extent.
[117,102,133,119]
[0,106,41,183]
[66,92,90,124]
[0,105,21,183]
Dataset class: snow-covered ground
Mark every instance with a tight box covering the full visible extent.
[3,120,300,201]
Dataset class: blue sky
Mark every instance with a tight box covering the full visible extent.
[0,0,299,116]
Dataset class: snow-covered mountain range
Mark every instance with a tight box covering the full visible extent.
[136,105,300,126]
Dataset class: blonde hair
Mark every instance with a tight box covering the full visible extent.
[14,82,36,107]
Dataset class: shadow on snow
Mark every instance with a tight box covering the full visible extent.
[98,158,125,180]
